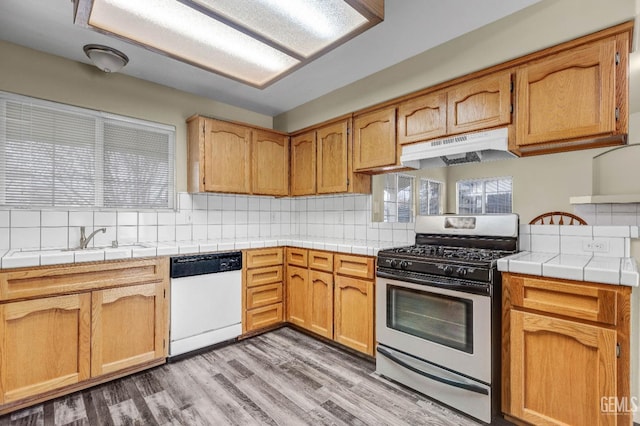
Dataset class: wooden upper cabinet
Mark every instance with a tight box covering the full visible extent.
[203,119,251,193]
[516,37,617,148]
[317,120,349,193]
[447,71,512,134]
[353,107,397,171]
[291,117,370,196]
[251,129,289,196]
[290,131,316,196]
[398,90,447,144]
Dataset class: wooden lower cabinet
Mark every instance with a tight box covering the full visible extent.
[245,303,283,332]
[285,249,375,356]
[0,258,168,414]
[334,275,374,356]
[308,270,333,338]
[502,272,631,426]
[243,248,284,334]
[91,283,165,377]
[0,294,91,404]
[286,265,308,328]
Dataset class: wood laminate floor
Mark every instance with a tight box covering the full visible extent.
[0,327,487,426]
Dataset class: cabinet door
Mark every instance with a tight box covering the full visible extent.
[286,265,308,328]
[252,129,289,196]
[510,310,616,426]
[290,131,316,196]
[334,276,374,355]
[398,91,447,144]
[516,38,616,147]
[203,119,251,193]
[317,120,349,193]
[353,107,397,171]
[91,282,166,377]
[447,71,512,134]
[308,270,333,339]
[0,294,91,404]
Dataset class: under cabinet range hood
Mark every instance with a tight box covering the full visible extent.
[400,127,517,169]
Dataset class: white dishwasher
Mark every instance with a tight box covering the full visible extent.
[169,251,242,359]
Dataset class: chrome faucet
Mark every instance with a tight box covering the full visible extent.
[79,226,106,249]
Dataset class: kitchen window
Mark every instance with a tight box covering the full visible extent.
[383,174,442,223]
[457,177,512,214]
[0,92,175,209]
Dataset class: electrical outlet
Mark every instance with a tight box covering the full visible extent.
[582,239,610,253]
[592,240,609,253]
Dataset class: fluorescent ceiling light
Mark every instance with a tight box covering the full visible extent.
[73,0,383,88]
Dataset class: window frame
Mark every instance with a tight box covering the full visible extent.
[0,91,176,210]
[456,176,513,214]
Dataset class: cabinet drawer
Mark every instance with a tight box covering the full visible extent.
[334,254,374,279]
[286,248,308,267]
[246,303,283,332]
[246,266,283,288]
[509,275,617,325]
[247,283,283,309]
[245,248,283,269]
[309,250,333,272]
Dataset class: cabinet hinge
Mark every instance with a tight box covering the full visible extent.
[616,342,621,358]
[615,107,620,121]
[346,178,350,187]
[164,289,166,298]
[163,339,166,349]
[615,52,620,65]
[510,104,514,114]
[510,81,514,92]
[202,123,205,135]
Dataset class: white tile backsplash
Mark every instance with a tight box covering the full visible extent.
[41,227,68,249]
[6,194,638,255]
[41,211,68,227]
[11,210,40,228]
[11,227,40,249]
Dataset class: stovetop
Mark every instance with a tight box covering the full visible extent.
[382,244,513,263]
[377,236,518,286]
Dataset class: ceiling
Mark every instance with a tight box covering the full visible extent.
[0,0,541,117]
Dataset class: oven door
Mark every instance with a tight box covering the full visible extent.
[376,276,492,383]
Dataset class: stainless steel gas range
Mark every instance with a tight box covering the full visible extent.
[375,214,518,424]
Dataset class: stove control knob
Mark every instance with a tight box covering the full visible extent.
[389,259,399,268]
[457,267,468,277]
[399,261,408,269]
[443,265,453,275]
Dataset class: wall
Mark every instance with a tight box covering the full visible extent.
[0,41,273,193]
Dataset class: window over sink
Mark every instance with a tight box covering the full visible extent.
[0,91,175,209]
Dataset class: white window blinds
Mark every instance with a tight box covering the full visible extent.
[0,92,175,209]
[458,177,512,214]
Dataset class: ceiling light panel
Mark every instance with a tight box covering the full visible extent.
[74,0,383,88]
[191,0,369,58]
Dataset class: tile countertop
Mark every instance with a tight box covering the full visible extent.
[0,237,397,270]
[497,251,640,287]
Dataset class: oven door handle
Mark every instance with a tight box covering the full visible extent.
[376,346,489,395]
